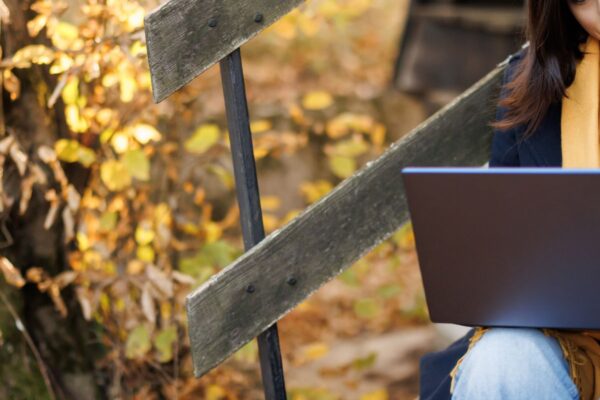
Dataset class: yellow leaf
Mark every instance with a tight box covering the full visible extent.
[299,180,332,203]
[303,342,329,360]
[185,124,220,154]
[132,124,161,144]
[360,389,388,400]
[0,257,25,288]
[125,5,145,31]
[370,123,386,147]
[326,113,374,139]
[203,221,222,243]
[137,245,155,262]
[62,76,78,105]
[27,14,48,37]
[3,69,20,101]
[55,139,95,167]
[110,132,129,154]
[302,90,333,110]
[330,137,368,157]
[254,147,269,159]
[260,195,280,211]
[122,149,150,181]
[100,160,131,191]
[250,119,272,134]
[77,232,90,251]
[52,21,80,50]
[135,221,155,246]
[119,74,137,103]
[329,155,356,179]
[205,385,227,400]
[95,109,114,126]
[49,52,74,74]
[65,105,89,133]
[12,44,55,66]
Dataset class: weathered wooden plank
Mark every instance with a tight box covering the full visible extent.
[187,58,509,378]
[144,0,305,102]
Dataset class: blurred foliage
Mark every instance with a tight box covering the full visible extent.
[0,0,424,398]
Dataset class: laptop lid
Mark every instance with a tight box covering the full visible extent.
[401,167,600,330]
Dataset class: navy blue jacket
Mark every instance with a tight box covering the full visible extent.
[419,47,563,399]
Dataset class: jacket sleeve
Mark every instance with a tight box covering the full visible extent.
[488,55,522,167]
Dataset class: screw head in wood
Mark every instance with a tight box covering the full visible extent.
[286,277,297,286]
[246,284,255,293]
[254,13,264,23]
[208,17,218,28]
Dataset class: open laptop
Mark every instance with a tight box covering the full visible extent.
[401,167,600,330]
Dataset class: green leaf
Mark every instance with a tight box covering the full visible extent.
[125,325,151,359]
[154,326,177,362]
[353,298,380,319]
[377,284,402,299]
[352,352,377,370]
[122,149,150,181]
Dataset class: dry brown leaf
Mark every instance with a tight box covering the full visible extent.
[0,1,9,25]
[76,287,92,320]
[141,283,156,324]
[19,175,35,215]
[62,207,74,242]
[0,257,25,288]
[48,283,67,317]
[54,270,77,288]
[9,143,28,176]
[26,267,45,283]
[146,264,173,298]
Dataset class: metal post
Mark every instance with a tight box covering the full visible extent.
[219,47,288,400]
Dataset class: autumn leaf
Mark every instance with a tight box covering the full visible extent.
[302,90,333,110]
[100,159,131,191]
[353,298,380,319]
[329,155,356,179]
[303,342,329,360]
[125,325,151,359]
[132,124,161,144]
[11,44,55,67]
[55,139,96,167]
[0,257,25,288]
[3,69,20,100]
[154,325,177,362]
[185,124,220,154]
[360,389,388,400]
[122,149,150,181]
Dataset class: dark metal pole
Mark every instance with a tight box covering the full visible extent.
[219,47,287,400]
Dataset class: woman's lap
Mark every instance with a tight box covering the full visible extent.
[450,327,579,400]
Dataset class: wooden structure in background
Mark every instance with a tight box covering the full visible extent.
[394,0,525,99]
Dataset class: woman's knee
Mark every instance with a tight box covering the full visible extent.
[451,327,579,399]
[464,327,564,369]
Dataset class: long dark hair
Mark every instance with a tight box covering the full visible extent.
[490,0,589,138]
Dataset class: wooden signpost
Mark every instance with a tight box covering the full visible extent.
[144,0,520,396]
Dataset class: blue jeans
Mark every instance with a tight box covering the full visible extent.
[451,327,580,399]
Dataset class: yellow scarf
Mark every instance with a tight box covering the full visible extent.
[546,33,600,400]
[450,35,600,399]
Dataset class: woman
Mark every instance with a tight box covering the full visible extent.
[419,1,600,399]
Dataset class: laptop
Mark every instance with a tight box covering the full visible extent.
[401,167,600,330]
